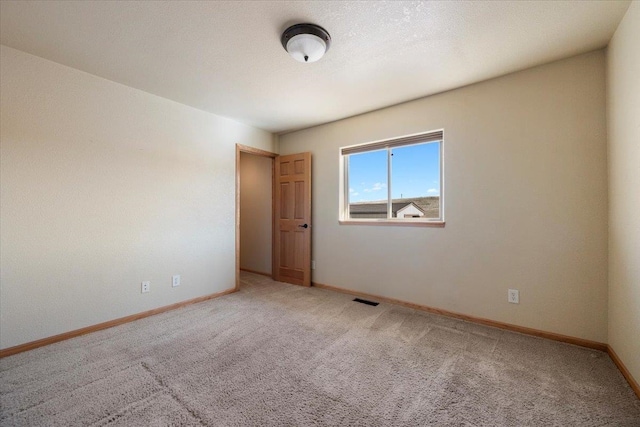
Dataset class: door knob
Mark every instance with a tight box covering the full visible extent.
[298,224,309,228]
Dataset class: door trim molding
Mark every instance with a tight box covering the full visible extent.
[236,144,277,290]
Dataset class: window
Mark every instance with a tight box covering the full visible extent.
[340,130,444,226]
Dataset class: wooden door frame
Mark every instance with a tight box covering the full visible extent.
[235,144,278,290]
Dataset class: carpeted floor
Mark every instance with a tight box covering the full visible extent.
[1,272,639,426]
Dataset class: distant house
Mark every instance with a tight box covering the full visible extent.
[349,196,440,219]
[396,203,426,218]
[350,201,426,219]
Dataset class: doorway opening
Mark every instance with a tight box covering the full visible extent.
[236,145,313,290]
[236,144,277,290]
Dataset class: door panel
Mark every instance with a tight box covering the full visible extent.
[294,181,305,219]
[279,182,290,219]
[274,152,311,286]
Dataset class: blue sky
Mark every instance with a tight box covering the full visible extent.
[348,142,440,203]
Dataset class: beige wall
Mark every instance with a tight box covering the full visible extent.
[607,2,640,385]
[240,152,273,275]
[280,51,609,342]
[0,46,274,349]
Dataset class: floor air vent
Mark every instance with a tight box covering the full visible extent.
[353,298,379,306]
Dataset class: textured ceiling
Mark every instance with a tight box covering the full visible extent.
[0,1,630,133]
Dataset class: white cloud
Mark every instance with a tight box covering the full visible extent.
[427,188,438,194]
[349,188,355,193]
[352,192,359,196]
[363,182,386,193]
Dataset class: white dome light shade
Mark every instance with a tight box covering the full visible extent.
[281,23,331,63]
[286,33,326,63]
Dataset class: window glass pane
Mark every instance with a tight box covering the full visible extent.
[390,142,440,219]
[348,149,388,219]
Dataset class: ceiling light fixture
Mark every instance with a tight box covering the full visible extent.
[281,23,331,63]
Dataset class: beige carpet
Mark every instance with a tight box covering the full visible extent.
[1,272,639,426]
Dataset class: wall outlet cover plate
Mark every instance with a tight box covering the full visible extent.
[508,289,519,304]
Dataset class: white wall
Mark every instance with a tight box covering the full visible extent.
[240,152,273,274]
[0,46,274,349]
[280,51,608,343]
[607,2,640,385]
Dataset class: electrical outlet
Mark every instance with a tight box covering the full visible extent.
[508,289,519,304]
[141,281,150,293]
[311,260,316,270]
[172,275,181,287]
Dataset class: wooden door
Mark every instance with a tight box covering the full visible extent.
[274,152,311,287]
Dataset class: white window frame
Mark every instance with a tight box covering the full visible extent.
[339,130,445,227]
